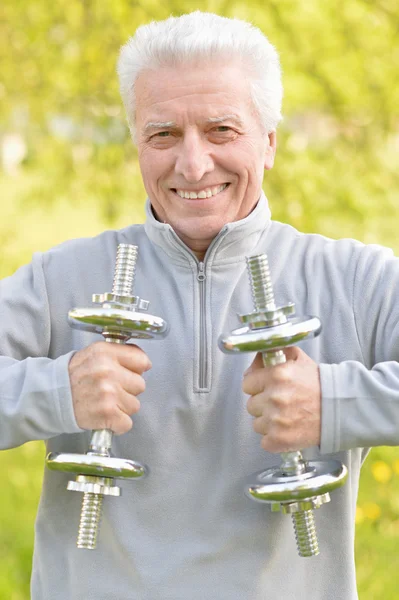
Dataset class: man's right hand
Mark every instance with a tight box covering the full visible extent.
[68,341,151,434]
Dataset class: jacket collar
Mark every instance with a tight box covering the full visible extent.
[144,192,271,264]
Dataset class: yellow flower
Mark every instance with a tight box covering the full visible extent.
[371,460,392,484]
[393,459,399,476]
[362,502,381,521]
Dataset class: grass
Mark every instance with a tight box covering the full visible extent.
[0,445,398,598]
[355,447,399,599]
[0,443,44,600]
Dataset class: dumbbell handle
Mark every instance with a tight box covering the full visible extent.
[88,245,138,456]
[249,252,308,478]
[89,338,123,455]
[248,255,320,556]
[261,349,307,476]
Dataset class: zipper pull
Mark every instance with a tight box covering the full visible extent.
[197,262,206,282]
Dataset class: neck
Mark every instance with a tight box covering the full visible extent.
[179,234,210,262]
[151,207,213,261]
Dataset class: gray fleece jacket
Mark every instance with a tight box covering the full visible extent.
[1,194,399,600]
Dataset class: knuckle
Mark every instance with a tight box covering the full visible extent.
[88,341,108,359]
[97,379,118,398]
[99,399,117,421]
[95,358,118,380]
[270,390,290,408]
[96,367,114,382]
[274,364,292,384]
[271,413,291,430]
[92,340,108,351]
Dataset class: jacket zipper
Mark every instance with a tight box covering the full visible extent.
[166,226,229,392]
[197,261,207,390]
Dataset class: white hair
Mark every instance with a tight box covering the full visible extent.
[117,11,283,141]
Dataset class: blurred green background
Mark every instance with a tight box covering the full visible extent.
[1,0,399,598]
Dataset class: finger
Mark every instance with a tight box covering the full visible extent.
[117,389,141,417]
[95,368,144,414]
[242,364,274,395]
[246,393,266,418]
[283,346,301,361]
[242,370,265,396]
[112,411,134,436]
[243,352,264,376]
[108,343,152,373]
[252,415,268,436]
[113,390,142,435]
[86,387,136,435]
[116,367,147,396]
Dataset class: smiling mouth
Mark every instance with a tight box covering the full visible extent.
[171,183,230,199]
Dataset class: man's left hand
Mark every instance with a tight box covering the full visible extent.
[242,346,321,453]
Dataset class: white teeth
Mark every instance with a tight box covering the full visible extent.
[175,183,227,199]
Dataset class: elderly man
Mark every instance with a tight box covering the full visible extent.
[1,11,399,600]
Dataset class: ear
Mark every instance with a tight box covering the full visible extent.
[264,131,277,171]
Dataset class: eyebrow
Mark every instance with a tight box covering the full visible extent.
[143,121,177,134]
[206,114,244,127]
[143,114,244,134]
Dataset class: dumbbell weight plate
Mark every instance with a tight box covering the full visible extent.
[246,459,348,502]
[46,452,146,478]
[219,316,321,353]
[68,307,169,339]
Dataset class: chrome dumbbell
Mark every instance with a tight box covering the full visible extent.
[219,253,347,557]
[47,243,168,549]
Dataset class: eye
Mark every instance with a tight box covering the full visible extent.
[208,125,238,144]
[155,131,171,137]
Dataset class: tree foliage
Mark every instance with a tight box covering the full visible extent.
[1,0,398,243]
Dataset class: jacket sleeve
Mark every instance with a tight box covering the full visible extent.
[0,253,83,450]
[319,245,399,454]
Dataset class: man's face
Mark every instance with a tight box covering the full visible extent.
[135,60,276,257]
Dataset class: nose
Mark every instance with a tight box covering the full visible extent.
[174,130,214,182]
